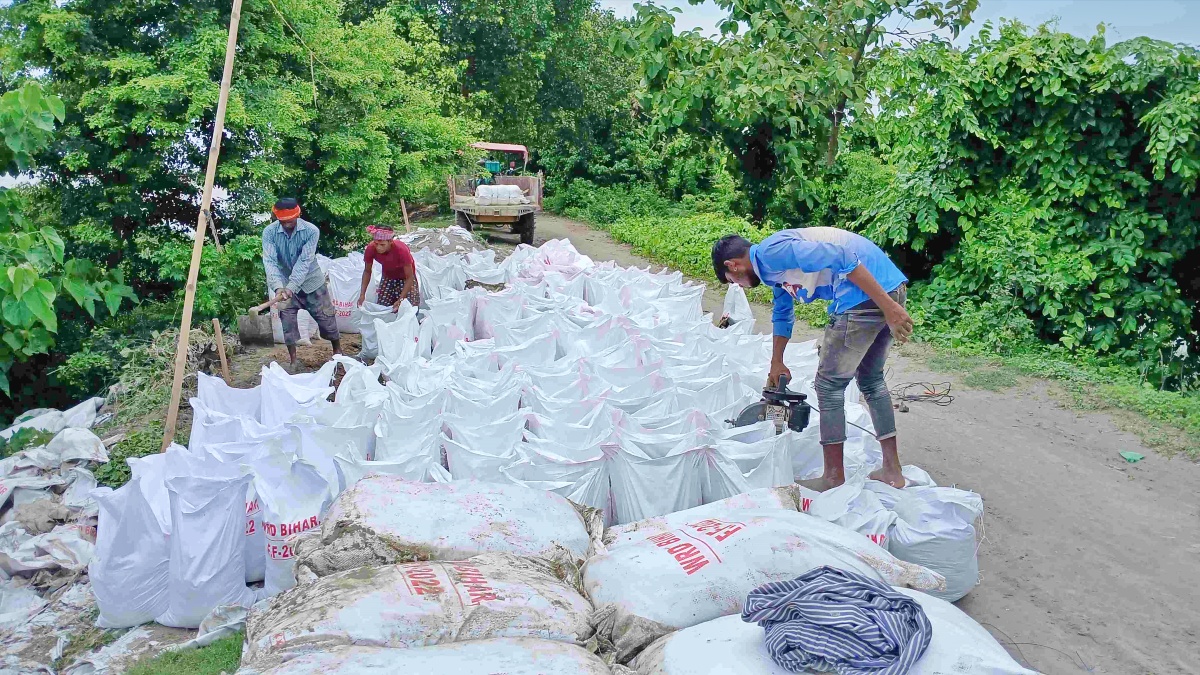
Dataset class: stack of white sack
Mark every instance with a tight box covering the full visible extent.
[89,365,369,629]
[631,589,1035,674]
[475,183,527,206]
[89,232,950,635]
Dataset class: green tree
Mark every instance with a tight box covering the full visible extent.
[1,0,478,281]
[0,82,135,397]
[839,21,1200,383]
[617,0,976,219]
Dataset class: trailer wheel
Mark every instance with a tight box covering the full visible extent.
[455,211,473,231]
[519,213,535,245]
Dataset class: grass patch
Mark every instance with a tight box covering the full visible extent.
[962,368,1021,391]
[94,422,166,487]
[124,633,242,675]
[52,609,124,670]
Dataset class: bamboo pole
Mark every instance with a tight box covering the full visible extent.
[401,198,412,233]
[212,318,231,383]
[161,0,244,451]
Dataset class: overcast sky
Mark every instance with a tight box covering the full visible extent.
[598,0,1200,44]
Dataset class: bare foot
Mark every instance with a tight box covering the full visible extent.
[869,468,906,488]
[797,476,846,492]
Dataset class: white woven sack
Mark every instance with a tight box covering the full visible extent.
[603,486,800,549]
[238,639,618,675]
[352,302,398,361]
[242,553,595,670]
[156,472,257,628]
[632,590,1035,675]
[298,476,596,577]
[584,508,946,661]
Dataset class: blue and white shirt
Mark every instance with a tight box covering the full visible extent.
[262,219,326,294]
[749,227,907,338]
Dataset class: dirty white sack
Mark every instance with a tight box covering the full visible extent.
[584,508,945,661]
[242,553,595,669]
[293,476,596,579]
[237,638,618,675]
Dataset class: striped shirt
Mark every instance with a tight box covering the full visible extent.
[741,566,932,675]
[262,219,325,294]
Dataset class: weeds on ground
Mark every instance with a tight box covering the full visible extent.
[124,633,243,675]
[52,608,123,670]
[94,423,165,488]
[917,342,1199,458]
[0,427,55,459]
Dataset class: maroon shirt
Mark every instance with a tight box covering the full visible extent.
[364,240,415,281]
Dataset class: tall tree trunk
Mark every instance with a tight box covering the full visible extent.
[824,20,877,167]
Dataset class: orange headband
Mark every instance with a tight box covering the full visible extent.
[273,206,301,220]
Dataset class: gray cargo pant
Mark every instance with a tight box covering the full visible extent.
[814,285,906,445]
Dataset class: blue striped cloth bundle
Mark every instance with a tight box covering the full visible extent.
[741,566,933,675]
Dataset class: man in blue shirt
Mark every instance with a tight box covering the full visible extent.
[262,198,341,368]
[712,227,913,489]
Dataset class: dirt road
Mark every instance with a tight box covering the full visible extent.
[491,214,1200,675]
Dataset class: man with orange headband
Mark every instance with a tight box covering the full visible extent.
[262,197,341,367]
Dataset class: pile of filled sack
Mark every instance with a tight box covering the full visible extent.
[86,231,1031,674]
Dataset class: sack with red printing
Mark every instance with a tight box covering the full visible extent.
[241,553,596,670]
[238,639,622,675]
[291,475,600,581]
[583,508,945,662]
[795,477,897,549]
[602,486,800,549]
[248,452,332,598]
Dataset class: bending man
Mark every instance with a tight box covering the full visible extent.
[262,198,341,368]
[357,225,420,311]
[712,227,913,489]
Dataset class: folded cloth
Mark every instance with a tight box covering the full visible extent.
[741,566,932,675]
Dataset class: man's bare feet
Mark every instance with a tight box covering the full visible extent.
[797,475,846,492]
[869,467,906,488]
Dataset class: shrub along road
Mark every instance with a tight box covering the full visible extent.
[502,214,1200,675]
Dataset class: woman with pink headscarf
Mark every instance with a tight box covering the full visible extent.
[357,225,419,311]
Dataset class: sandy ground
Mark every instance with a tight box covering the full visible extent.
[498,214,1200,675]
[235,216,1200,675]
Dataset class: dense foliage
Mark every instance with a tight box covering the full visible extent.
[838,23,1200,386]
[616,0,976,219]
[0,83,134,398]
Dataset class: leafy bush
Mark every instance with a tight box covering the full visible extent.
[843,22,1200,387]
[94,423,163,488]
[0,83,136,398]
[143,234,265,325]
[0,427,55,460]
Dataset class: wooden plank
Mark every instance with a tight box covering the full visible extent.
[161,0,244,451]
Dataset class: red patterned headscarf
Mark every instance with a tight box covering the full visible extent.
[367,225,395,241]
